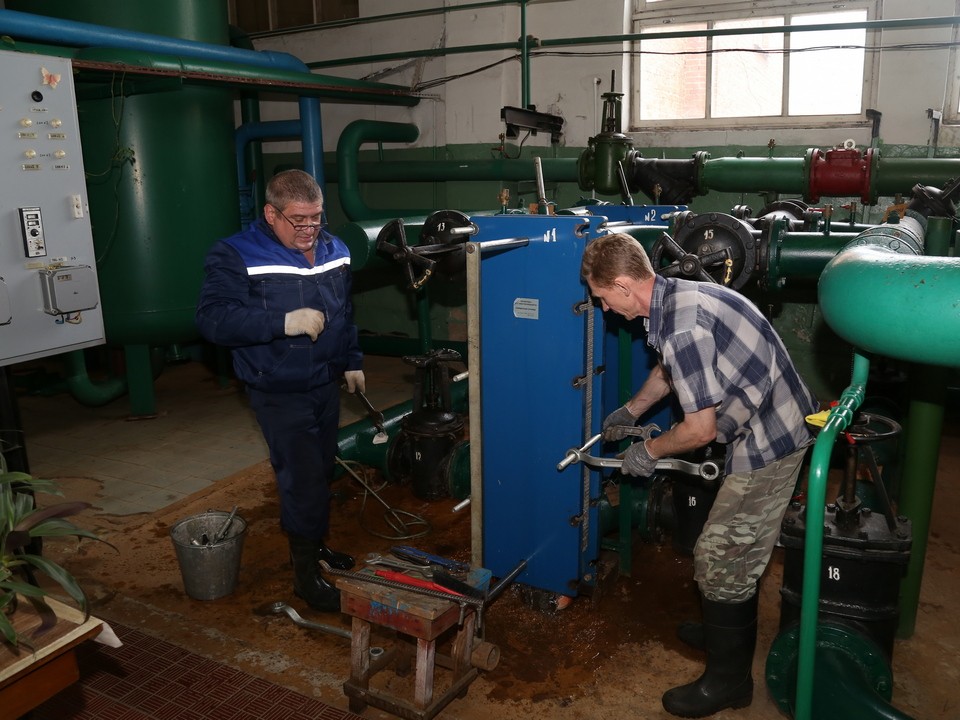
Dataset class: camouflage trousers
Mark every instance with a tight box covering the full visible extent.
[693,446,809,603]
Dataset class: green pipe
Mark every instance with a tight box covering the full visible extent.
[334,120,578,222]
[308,40,519,70]
[335,377,469,479]
[768,623,904,719]
[255,1,519,38]
[63,350,126,407]
[309,13,960,71]
[700,154,960,202]
[871,157,960,197]
[537,15,960,49]
[520,0,530,109]
[769,232,856,284]
[416,291,432,355]
[69,46,419,105]
[896,216,953,638]
[795,352,870,720]
[359,336,468,358]
[699,155,808,194]
[337,218,426,272]
[334,157,579,183]
[818,248,960,366]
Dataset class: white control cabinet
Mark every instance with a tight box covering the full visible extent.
[0,49,105,367]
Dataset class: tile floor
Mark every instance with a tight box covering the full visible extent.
[14,354,415,516]
[30,621,364,720]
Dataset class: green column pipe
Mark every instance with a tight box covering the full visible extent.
[795,352,870,720]
[520,0,530,109]
[124,343,157,418]
[896,215,953,638]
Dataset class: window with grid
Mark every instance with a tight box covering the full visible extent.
[231,0,358,34]
[631,0,877,129]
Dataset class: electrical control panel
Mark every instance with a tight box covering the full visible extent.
[0,50,105,367]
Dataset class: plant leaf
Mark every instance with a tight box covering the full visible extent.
[20,554,87,612]
[1,576,53,598]
[3,529,31,553]
[14,501,91,532]
[0,608,18,647]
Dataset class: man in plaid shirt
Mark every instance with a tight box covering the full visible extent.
[581,232,818,718]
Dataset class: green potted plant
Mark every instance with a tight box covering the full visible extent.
[0,454,106,652]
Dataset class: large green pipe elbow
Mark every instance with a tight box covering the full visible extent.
[64,350,126,407]
[819,247,960,367]
[768,623,910,720]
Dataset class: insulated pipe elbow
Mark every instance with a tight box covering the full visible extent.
[819,246,960,367]
[337,120,420,221]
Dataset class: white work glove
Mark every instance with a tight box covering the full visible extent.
[620,440,658,477]
[344,370,366,394]
[284,308,325,341]
[602,404,639,442]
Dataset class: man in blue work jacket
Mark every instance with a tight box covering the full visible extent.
[197,169,364,612]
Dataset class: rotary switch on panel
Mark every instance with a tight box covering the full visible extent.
[18,206,46,258]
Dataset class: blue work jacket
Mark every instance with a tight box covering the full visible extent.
[196,218,363,393]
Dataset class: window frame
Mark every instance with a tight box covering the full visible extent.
[629,0,880,131]
[944,14,960,124]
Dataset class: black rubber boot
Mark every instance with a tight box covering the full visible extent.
[662,593,758,718]
[676,621,704,651]
[289,536,341,612]
[316,542,355,571]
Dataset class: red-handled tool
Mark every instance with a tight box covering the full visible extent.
[374,569,463,597]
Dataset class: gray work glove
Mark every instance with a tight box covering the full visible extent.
[344,370,366,395]
[620,440,657,477]
[284,308,325,341]
[602,404,639,442]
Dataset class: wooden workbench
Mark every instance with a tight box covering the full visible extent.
[0,597,104,720]
[337,569,490,720]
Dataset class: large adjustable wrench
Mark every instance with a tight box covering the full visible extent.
[557,433,721,481]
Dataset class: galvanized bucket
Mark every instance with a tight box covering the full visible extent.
[169,510,247,600]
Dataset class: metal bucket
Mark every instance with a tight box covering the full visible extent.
[169,510,247,600]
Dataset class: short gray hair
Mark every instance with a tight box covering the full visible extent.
[265,169,323,209]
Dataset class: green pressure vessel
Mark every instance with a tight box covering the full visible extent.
[8,0,239,345]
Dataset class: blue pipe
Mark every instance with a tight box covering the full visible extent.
[0,8,308,73]
[0,8,328,197]
[235,120,303,226]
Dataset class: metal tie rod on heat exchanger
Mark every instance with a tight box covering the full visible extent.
[557,433,720,481]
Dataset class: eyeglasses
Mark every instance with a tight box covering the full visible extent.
[271,205,324,234]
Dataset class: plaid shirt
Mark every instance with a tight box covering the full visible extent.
[646,276,818,474]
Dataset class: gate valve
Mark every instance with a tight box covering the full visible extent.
[376,218,436,291]
[651,232,730,284]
